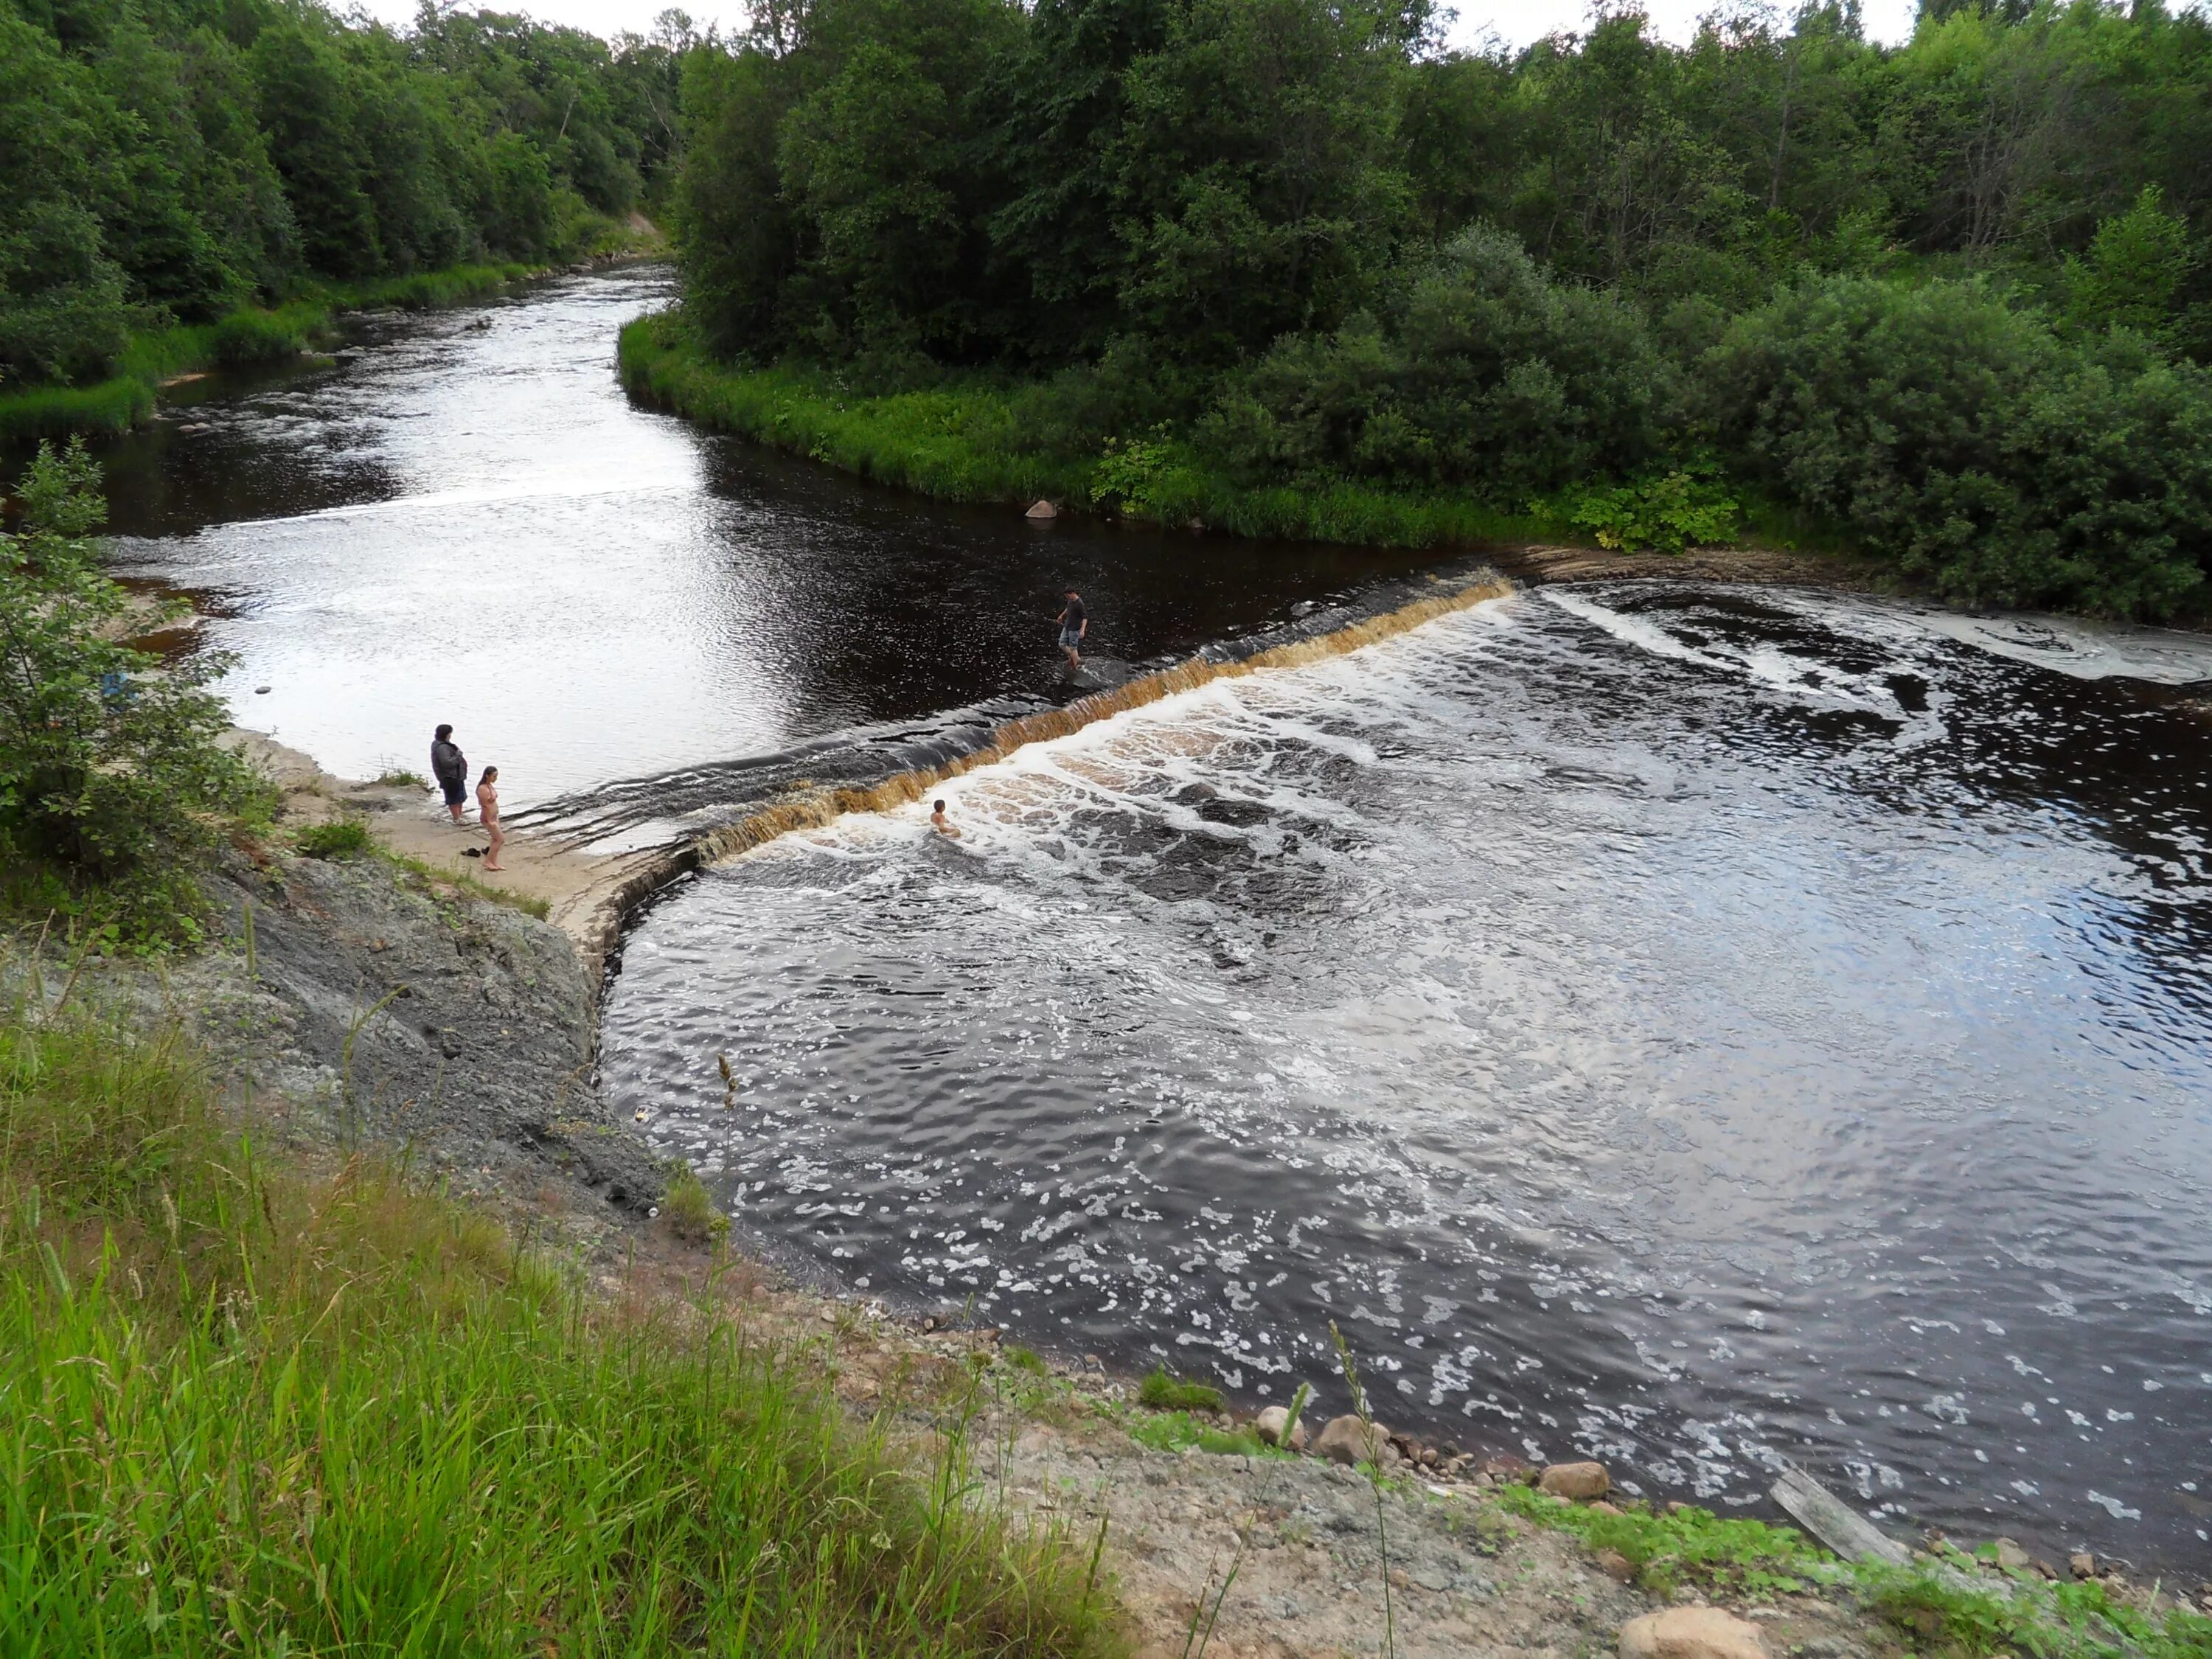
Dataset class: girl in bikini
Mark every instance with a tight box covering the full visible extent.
[476,765,504,870]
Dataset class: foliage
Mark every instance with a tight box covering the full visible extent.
[619,311,1559,548]
[1122,1410,1275,1458]
[1198,226,1677,499]
[0,441,271,945]
[1137,1365,1224,1412]
[1500,1482,2212,1659]
[661,1161,731,1245]
[0,0,682,403]
[1704,274,2212,614]
[659,0,2212,619]
[295,817,370,859]
[0,993,1124,1655]
[1561,461,1741,554]
[1494,1485,1828,1598]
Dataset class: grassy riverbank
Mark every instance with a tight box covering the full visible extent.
[618,312,1559,549]
[0,265,549,444]
[0,988,1119,1654]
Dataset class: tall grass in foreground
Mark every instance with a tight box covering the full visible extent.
[616,313,1559,552]
[0,989,1119,1655]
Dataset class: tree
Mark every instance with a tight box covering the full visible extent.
[2067,183,2194,339]
[0,442,270,943]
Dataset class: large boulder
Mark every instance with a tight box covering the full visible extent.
[1540,1461,1612,1500]
[1254,1406,1310,1451]
[1619,1608,1769,1659]
[1314,1415,1398,1468]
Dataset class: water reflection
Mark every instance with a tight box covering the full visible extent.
[88,267,1436,803]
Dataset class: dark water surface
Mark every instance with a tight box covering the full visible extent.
[81,270,2212,1568]
[91,266,1434,810]
[602,587,2212,1568]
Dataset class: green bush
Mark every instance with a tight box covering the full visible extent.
[0,441,272,945]
[296,818,371,860]
[1198,226,1677,500]
[1137,1366,1223,1412]
[1704,274,2212,617]
[1561,461,1741,553]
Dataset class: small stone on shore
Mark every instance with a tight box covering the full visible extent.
[1619,1607,1770,1659]
[1314,1415,1397,1468]
[2070,1552,2096,1579]
[1254,1405,1310,1451]
[1540,1461,1612,1501]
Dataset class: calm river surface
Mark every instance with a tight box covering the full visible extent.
[80,268,2212,1567]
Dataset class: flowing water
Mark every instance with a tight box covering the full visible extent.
[66,269,2212,1567]
[602,584,2212,1565]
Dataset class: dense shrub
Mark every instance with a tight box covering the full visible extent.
[0,441,271,944]
[1198,227,1677,499]
[1704,276,2212,616]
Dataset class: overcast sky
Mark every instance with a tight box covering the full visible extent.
[355,0,1924,54]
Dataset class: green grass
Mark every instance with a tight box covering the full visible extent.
[1123,1411,1278,1459]
[375,844,552,921]
[0,988,1124,1655]
[1494,1483,2212,1659]
[0,263,546,442]
[1136,1366,1224,1412]
[616,312,1564,551]
[661,1162,731,1246]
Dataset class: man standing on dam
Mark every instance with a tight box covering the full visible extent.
[1057,588,1088,668]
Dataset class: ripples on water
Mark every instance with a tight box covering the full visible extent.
[603,582,2212,1562]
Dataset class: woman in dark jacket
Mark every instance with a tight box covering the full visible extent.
[431,724,467,823]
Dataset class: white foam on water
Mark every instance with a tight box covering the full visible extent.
[608,579,2212,1559]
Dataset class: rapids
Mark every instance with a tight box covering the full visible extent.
[602,581,2212,1564]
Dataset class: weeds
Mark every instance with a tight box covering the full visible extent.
[661,1161,731,1246]
[1332,1320,1397,1659]
[1124,1411,1281,1458]
[1139,1366,1225,1412]
[1493,1484,1827,1597]
[295,816,371,859]
[372,768,428,788]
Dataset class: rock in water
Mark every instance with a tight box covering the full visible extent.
[1540,1461,1612,1500]
[1026,499,1059,520]
[1254,1405,1310,1450]
[2070,1552,2097,1580]
[1994,1538,2032,1572]
[1314,1415,1397,1468]
[1619,1607,1770,1659]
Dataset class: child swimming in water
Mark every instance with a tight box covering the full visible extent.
[931,799,961,838]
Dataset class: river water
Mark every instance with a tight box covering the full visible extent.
[71,270,2212,1568]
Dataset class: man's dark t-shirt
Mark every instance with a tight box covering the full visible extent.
[1061,596,1086,630]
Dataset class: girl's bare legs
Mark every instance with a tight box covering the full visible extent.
[483,817,504,871]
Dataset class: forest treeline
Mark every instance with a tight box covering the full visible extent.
[1,0,686,400]
[667,0,2212,618]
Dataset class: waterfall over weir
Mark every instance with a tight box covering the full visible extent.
[602,578,2212,1565]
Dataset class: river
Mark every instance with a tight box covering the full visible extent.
[73,267,2212,1569]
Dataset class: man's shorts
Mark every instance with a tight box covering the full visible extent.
[1060,627,1082,650]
